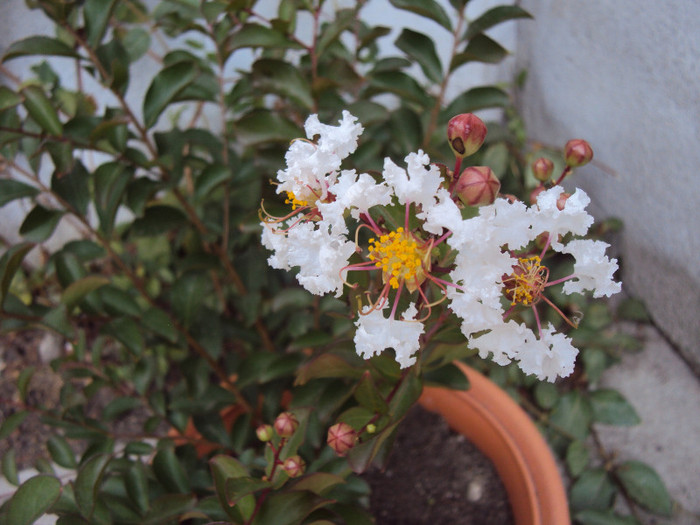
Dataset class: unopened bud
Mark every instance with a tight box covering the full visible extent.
[556,192,571,211]
[256,424,274,442]
[455,166,500,206]
[532,157,554,182]
[447,114,487,159]
[274,412,298,438]
[282,455,305,477]
[366,423,377,434]
[564,139,593,167]
[327,422,357,456]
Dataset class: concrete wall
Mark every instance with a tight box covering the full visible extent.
[515,0,700,373]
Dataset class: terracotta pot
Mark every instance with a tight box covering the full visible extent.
[419,362,570,525]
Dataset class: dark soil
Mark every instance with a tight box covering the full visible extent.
[363,405,514,525]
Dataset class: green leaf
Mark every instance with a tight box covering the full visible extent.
[101,317,144,355]
[194,163,231,201]
[171,272,210,329]
[423,362,469,390]
[347,420,400,473]
[0,411,29,440]
[121,27,151,62]
[395,29,442,84]
[566,440,589,477]
[0,86,22,110]
[443,86,510,116]
[549,391,593,441]
[590,389,640,426]
[125,461,149,515]
[95,39,131,94]
[388,369,422,422]
[570,468,617,512]
[367,71,432,107]
[295,354,363,385]
[575,509,642,525]
[291,472,345,496]
[615,460,672,515]
[21,85,62,136]
[98,285,141,317]
[451,33,509,70]
[142,308,178,343]
[233,109,301,147]
[102,397,142,421]
[533,381,559,409]
[6,475,62,525]
[2,449,19,486]
[85,0,119,47]
[3,36,80,61]
[131,205,187,236]
[0,179,39,207]
[251,58,314,110]
[93,162,131,234]
[143,62,198,128]
[152,444,189,494]
[19,205,63,242]
[62,275,109,311]
[229,23,304,52]
[210,455,254,521]
[143,493,196,523]
[224,477,271,506]
[354,372,389,414]
[0,242,33,307]
[254,490,330,525]
[47,435,78,469]
[316,8,356,56]
[388,0,452,31]
[465,5,533,40]
[51,160,90,215]
[74,454,111,519]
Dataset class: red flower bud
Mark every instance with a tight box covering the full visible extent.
[447,114,487,159]
[274,412,298,438]
[282,455,305,477]
[327,422,357,456]
[256,424,274,442]
[455,166,500,206]
[532,157,554,182]
[564,139,593,167]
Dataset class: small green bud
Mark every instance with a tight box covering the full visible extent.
[532,157,554,182]
[564,139,593,167]
[282,455,305,477]
[256,424,274,442]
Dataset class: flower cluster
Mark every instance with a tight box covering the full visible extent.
[261,112,620,381]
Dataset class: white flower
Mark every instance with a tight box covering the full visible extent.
[276,111,363,204]
[354,303,423,368]
[262,221,355,297]
[420,188,462,235]
[469,320,526,366]
[561,239,621,298]
[517,325,578,382]
[529,186,593,248]
[304,110,363,158]
[382,151,442,210]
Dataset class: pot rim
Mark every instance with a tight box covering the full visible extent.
[419,362,570,525]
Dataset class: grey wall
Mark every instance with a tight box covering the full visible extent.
[515,0,700,372]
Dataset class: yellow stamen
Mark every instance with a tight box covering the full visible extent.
[503,256,548,306]
[368,228,430,292]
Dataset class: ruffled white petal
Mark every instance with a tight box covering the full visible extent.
[561,239,621,298]
[354,303,424,368]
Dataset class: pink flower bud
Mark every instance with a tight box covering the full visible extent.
[564,139,593,167]
[447,114,487,158]
[282,455,305,478]
[556,192,571,211]
[532,157,554,182]
[327,422,357,457]
[529,184,545,205]
[455,166,500,206]
[273,412,298,438]
[256,424,274,442]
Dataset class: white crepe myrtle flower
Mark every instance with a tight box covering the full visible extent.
[382,150,442,211]
[262,221,355,297]
[354,303,423,368]
[560,239,621,298]
[446,187,621,381]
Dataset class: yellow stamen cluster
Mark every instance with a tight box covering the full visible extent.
[368,227,428,291]
[504,256,548,306]
[285,191,309,210]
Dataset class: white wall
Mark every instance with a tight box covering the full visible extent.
[515,0,700,371]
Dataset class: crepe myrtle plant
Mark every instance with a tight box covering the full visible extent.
[0,0,674,524]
